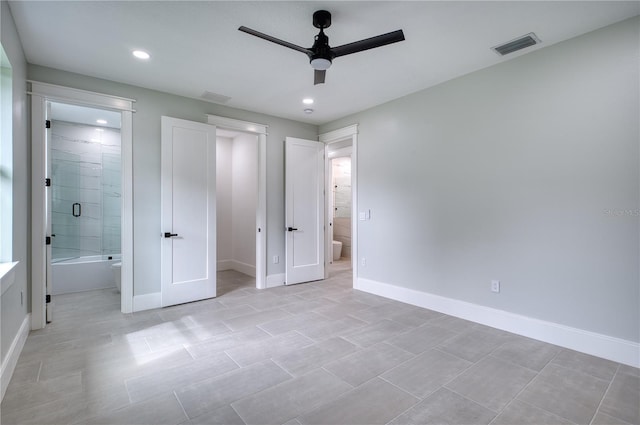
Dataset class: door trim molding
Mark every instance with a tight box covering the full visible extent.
[29,81,135,327]
[319,124,359,288]
[133,292,161,312]
[207,114,268,290]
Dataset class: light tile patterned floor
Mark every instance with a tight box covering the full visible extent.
[2,260,638,425]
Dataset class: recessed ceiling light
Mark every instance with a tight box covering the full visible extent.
[96,119,107,125]
[302,98,314,105]
[132,50,150,60]
[304,108,314,114]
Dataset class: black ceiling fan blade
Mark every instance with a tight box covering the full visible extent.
[314,69,326,85]
[331,29,405,58]
[238,26,311,55]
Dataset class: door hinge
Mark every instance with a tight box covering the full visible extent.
[46,294,51,303]
[45,120,51,129]
[45,236,51,245]
[45,178,51,187]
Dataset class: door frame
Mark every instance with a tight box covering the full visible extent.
[319,124,358,287]
[206,114,267,289]
[29,81,135,329]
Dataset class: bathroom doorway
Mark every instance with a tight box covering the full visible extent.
[31,81,134,328]
[48,102,123,313]
[328,150,352,277]
[321,124,358,284]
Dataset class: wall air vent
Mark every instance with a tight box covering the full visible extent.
[492,33,541,56]
[201,91,232,104]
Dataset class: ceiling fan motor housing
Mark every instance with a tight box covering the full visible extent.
[313,10,332,29]
[310,28,334,69]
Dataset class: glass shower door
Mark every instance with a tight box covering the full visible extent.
[51,149,81,261]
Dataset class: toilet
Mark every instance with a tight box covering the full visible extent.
[332,240,343,261]
[111,262,122,293]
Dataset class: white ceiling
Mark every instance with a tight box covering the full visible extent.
[8,1,639,125]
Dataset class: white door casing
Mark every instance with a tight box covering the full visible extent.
[285,137,325,285]
[161,116,216,306]
[45,102,52,323]
[29,81,135,329]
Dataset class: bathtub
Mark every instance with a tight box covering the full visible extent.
[52,254,121,295]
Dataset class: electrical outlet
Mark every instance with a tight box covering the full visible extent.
[361,257,366,266]
[273,255,279,264]
[491,280,500,293]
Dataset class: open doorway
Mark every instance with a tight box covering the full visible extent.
[321,124,358,286]
[48,102,123,299]
[206,114,267,290]
[328,148,352,277]
[30,81,134,328]
[216,129,259,296]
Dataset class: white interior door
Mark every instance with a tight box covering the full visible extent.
[161,117,216,306]
[285,137,325,285]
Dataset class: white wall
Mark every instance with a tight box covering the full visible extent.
[321,17,640,344]
[1,0,30,386]
[231,133,258,272]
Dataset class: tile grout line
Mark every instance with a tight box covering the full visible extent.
[588,363,620,425]
[498,349,581,424]
[35,360,43,382]
[172,390,190,422]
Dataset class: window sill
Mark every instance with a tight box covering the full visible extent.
[0,261,19,296]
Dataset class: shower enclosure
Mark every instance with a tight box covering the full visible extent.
[49,102,122,294]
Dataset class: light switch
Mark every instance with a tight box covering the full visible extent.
[359,210,371,221]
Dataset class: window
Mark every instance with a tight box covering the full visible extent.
[0,44,12,262]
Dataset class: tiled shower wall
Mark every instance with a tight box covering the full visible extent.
[332,157,351,258]
[51,121,121,260]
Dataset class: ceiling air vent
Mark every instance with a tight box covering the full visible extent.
[201,91,231,104]
[492,33,541,56]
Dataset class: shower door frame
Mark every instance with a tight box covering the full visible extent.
[30,81,135,329]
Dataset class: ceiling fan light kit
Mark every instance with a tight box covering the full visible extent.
[310,58,332,70]
[239,10,405,85]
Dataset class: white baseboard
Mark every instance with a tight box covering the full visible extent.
[266,273,286,288]
[133,292,161,312]
[357,278,640,368]
[218,260,256,278]
[1,313,31,401]
[231,261,256,278]
[217,260,234,271]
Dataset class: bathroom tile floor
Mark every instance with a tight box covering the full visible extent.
[2,259,638,425]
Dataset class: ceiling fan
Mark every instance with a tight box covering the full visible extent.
[239,10,405,85]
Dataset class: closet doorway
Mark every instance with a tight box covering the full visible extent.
[216,129,259,292]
